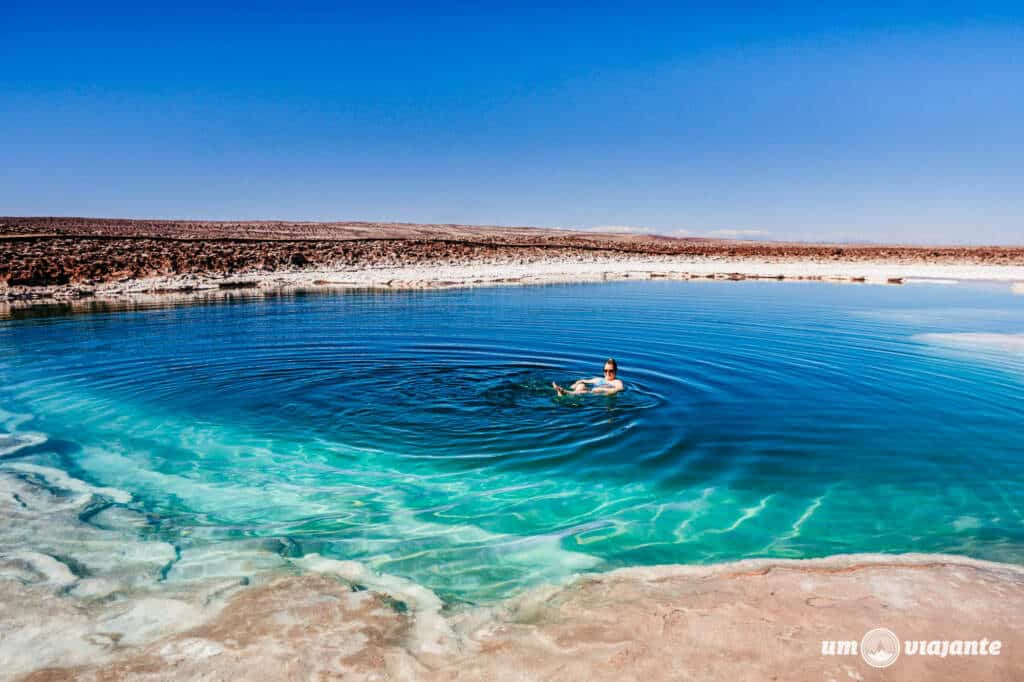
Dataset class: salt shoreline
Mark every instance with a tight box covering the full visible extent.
[4,254,1024,307]
[11,552,1022,681]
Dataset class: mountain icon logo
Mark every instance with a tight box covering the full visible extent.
[861,627,900,668]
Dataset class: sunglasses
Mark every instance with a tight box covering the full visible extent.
[604,368,615,374]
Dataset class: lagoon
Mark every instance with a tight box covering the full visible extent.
[1,280,1022,605]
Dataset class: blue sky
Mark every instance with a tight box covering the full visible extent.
[2,2,1022,243]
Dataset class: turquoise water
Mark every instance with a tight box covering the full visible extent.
[2,281,1023,603]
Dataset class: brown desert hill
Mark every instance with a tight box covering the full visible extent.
[2,216,1023,289]
[0,215,676,245]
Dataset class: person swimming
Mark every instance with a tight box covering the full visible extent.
[553,358,624,396]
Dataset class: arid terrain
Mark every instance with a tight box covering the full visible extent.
[3,217,1024,299]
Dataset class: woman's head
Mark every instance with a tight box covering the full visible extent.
[604,358,618,378]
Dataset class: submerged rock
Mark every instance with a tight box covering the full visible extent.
[0,432,48,457]
[163,541,290,585]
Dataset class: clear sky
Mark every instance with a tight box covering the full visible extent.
[2,2,1022,243]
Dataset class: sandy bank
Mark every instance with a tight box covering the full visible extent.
[16,553,1022,681]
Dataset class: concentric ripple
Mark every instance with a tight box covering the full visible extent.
[1,281,1023,603]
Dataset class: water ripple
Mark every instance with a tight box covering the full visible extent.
[1,281,1023,601]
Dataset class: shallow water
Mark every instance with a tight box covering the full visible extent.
[1,281,1023,604]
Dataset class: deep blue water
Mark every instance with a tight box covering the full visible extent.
[1,281,1022,603]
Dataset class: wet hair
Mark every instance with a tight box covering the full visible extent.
[604,358,618,373]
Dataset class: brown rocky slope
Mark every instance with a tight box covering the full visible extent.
[3,217,1023,290]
